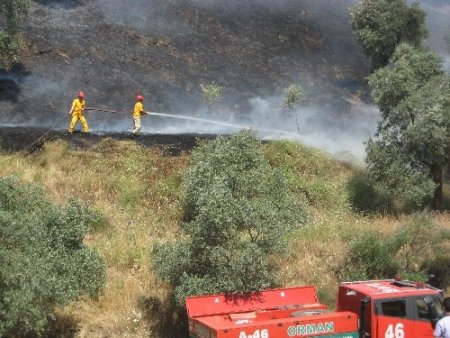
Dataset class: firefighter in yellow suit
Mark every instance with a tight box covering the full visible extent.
[68,91,89,134]
[132,95,145,136]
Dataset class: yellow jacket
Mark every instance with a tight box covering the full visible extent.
[133,101,144,118]
[71,98,85,116]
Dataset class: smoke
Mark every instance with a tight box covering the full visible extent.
[0,0,383,161]
[85,90,379,163]
[422,2,450,72]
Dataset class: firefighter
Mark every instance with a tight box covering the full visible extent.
[68,91,89,134]
[434,297,450,338]
[132,94,145,136]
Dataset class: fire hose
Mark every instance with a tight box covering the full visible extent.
[24,113,71,154]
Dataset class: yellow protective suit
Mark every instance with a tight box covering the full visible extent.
[132,101,144,135]
[68,98,89,133]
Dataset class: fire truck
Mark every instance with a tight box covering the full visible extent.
[185,278,444,338]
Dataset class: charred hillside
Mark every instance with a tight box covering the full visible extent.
[1,0,370,127]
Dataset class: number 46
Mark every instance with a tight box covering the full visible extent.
[385,323,405,338]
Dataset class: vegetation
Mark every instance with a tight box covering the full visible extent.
[284,84,306,110]
[339,213,450,282]
[0,0,30,70]
[366,43,450,210]
[152,131,307,306]
[200,82,224,114]
[0,176,105,337]
[350,0,427,69]
[0,137,448,337]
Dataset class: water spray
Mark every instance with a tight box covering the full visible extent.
[86,107,300,138]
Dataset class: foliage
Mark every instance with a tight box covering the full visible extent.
[346,172,395,215]
[0,0,30,70]
[0,177,105,337]
[339,213,448,282]
[350,0,427,69]
[422,255,450,290]
[152,130,307,306]
[200,83,224,107]
[0,0,30,31]
[366,43,450,210]
[0,31,21,70]
[284,84,306,110]
[339,230,401,281]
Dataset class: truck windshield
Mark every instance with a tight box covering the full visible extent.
[416,297,444,320]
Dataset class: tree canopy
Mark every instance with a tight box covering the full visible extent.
[350,0,427,69]
[366,43,450,210]
[0,177,105,336]
[152,130,307,305]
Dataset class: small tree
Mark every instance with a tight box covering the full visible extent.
[366,43,450,210]
[283,84,306,133]
[0,0,30,70]
[152,130,307,306]
[350,0,427,69]
[200,82,224,115]
[0,177,105,336]
[284,84,306,110]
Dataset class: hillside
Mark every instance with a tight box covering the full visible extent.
[0,137,449,338]
[1,0,448,157]
[0,0,383,159]
[1,1,450,337]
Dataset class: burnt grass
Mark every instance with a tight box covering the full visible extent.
[0,126,217,154]
[0,0,370,133]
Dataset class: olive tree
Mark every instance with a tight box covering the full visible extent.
[0,0,30,70]
[350,0,427,69]
[152,130,307,305]
[0,177,105,336]
[366,43,450,210]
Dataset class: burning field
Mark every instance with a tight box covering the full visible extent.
[0,0,376,155]
[0,0,448,156]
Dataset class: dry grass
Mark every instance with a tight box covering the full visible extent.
[0,138,449,337]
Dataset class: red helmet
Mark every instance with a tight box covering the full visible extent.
[78,91,85,98]
[136,95,144,101]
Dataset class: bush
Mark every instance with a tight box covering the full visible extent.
[346,172,395,215]
[0,0,30,70]
[0,177,105,337]
[422,255,450,290]
[339,230,401,281]
[152,130,307,306]
[338,213,449,282]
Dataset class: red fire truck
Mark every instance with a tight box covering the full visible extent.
[186,278,444,338]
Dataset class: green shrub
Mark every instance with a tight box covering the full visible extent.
[152,131,307,306]
[346,172,395,214]
[339,230,401,281]
[339,213,449,282]
[422,255,450,290]
[0,177,105,336]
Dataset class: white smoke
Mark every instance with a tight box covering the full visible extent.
[421,2,450,71]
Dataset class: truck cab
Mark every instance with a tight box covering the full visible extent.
[337,279,444,338]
